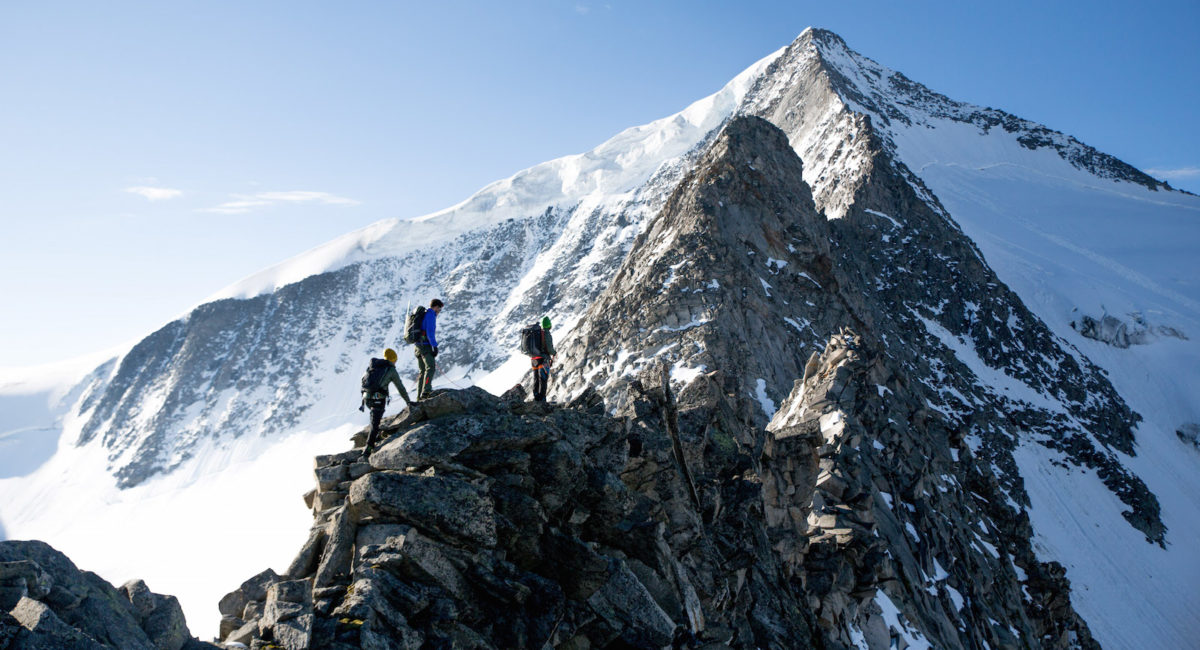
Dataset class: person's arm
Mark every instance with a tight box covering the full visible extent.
[386,367,412,403]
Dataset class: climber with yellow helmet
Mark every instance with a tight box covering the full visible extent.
[360,347,414,454]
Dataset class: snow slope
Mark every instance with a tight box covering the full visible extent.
[0,350,120,480]
[898,128,1200,649]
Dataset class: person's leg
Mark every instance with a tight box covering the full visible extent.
[414,347,429,399]
[365,400,385,452]
[534,363,548,401]
[529,358,541,400]
[416,346,436,399]
[427,351,437,398]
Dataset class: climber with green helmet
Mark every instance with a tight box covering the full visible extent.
[360,347,414,454]
[529,316,557,402]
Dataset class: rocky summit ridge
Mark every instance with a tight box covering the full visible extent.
[214,330,1094,649]
[555,115,1160,546]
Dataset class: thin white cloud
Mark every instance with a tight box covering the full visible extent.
[203,199,274,214]
[255,191,360,205]
[126,186,183,201]
[202,190,360,214]
[1145,166,1200,180]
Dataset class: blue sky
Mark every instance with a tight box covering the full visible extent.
[2,1,1197,367]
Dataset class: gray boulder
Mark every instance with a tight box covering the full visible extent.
[11,596,104,648]
[348,471,498,548]
[586,560,677,648]
[0,560,52,610]
[369,414,549,473]
[120,579,190,650]
[217,568,279,619]
[355,525,468,599]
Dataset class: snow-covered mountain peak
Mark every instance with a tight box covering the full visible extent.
[800,27,1174,194]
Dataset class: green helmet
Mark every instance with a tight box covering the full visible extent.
[541,317,552,330]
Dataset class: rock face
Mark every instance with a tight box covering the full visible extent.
[763,330,1095,648]
[221,360,1096,649]
[0,540,212,649]
[555,114,1161,547]
[543,114,1143,646]
[215,112,1154,649]
[219,386,824,648]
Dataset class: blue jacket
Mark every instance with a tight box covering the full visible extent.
[422,308,438,348]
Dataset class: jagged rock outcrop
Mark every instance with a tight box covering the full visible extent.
[763,329,1096,649]
[0,540,213,649]
[219,385,830,649]
[220,340,1099,650]
[1070,311,1188,348]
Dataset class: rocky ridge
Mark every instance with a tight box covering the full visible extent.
[0,540,213,649]
[217,384,816,648]
[217,325,1098,650]
[554,114,1161,546]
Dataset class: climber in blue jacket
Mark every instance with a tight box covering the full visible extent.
[414,298,443,400]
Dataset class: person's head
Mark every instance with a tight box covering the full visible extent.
[383,348,398,363]
[430,298,444,313]
[541,317,552,330]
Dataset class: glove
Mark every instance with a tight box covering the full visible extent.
[432,346,439,358]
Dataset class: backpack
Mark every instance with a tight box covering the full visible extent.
[519,324,544,357]
[361,358,391,394]
[404,306,427,344]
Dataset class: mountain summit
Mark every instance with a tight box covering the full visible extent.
[3,28,1198,646]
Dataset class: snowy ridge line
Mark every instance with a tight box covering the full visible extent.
[206,46,786,303]
[806,29,1175,194]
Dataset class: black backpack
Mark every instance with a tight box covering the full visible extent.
[519,324,544,356]
[361,358,391,394]
[404,306,427,344]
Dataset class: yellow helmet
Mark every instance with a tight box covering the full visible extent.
[383,348,398,363]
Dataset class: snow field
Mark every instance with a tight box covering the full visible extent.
[884,111,1200,649]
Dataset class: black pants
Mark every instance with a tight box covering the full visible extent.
[365,396,387,451]
[531,357,549,401]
